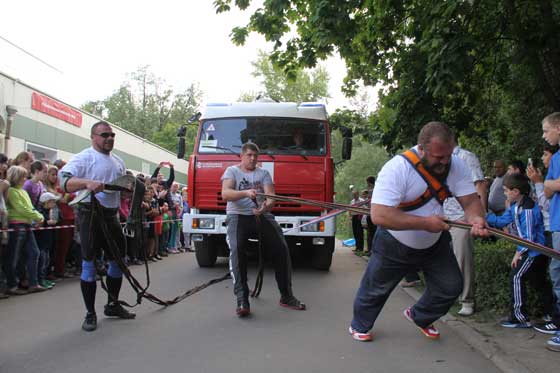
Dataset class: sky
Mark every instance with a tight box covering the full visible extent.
[0,1,369,114]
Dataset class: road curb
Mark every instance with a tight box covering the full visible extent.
[356,254,532,373]
[401,286,532,373]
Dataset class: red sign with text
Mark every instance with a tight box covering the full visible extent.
[31,92,82,127]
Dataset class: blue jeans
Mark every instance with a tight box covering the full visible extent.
[2,224,40,288]
[167,221,178,250]
[550,232,560,318]
[159,230,169,255]
[351,228,462,332]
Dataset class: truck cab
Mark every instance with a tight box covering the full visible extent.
[183,101,336,270]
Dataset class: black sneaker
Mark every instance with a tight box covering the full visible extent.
[236,299,251,318]
[82,312,97,332]
[104,303,136,319]
[279,296,306,310]
[533,322,560,335]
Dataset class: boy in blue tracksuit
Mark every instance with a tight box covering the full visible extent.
[487,173,553,328]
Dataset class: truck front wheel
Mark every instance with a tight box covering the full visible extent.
[195,236,218,267]
[311,237,335,271]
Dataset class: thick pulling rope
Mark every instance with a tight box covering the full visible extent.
[88,178,560,309]
[85,177,231,308]
[446,220,560,260]
[258,193,560,261]
[250,198,265,298]
[92,194,231,307]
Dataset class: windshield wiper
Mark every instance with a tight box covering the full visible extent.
[201,145,240,157]
[277,147,308,160]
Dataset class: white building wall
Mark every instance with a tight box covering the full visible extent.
[0,72,189,178]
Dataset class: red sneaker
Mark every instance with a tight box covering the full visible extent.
[403,307,440,339]
[236,299,250,318]
[279,296,306,310]
[348,326,373,342]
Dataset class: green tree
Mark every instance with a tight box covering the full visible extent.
[334,141,389,237]
[81,66,202,155]
[215,0,560,161]
[152,121,199,154]
[240,50,330,102]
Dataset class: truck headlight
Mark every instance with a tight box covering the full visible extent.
[300,221,325,232]
[193,218,215,229]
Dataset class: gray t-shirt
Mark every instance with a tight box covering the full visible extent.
[221,166,273,215]
[488,175,506,213]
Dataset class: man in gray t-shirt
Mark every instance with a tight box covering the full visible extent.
[221,142,306,317]
[221,166,272,215]
[488,159,507,214]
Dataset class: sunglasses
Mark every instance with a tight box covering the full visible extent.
[95,132,116,138]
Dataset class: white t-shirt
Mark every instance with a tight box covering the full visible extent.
[444,146,485,221]
[349,197,365,216]
[372,146,475,249]
[60,147,126,208]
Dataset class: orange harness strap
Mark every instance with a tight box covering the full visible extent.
[397,149,452,211]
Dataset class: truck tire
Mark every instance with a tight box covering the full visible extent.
[311,237,335,271]
[195,236,218,267]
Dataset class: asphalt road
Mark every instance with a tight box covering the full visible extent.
[0,245,501,373]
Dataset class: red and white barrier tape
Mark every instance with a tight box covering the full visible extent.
[0,218,184,232]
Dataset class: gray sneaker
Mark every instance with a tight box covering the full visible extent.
[82,312,97,332]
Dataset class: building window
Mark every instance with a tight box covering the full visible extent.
[26,142,58,164]
[142,161,151,175]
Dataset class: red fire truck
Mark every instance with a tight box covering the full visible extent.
[179,100,351,270]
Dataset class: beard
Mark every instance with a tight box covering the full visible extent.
[421,158,450,182]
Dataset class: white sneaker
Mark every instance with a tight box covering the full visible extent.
[457,303,474,316]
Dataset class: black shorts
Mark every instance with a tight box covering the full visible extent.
[77,205,126,261]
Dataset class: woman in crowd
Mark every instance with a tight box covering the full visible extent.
[0,169,9,298]
[23,161,46,208]
[44,165,59,194]
[13,151,34,172]
[3,166,45,294]
[0,153,9,180]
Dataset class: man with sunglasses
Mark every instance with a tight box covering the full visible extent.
[59,121,135,332]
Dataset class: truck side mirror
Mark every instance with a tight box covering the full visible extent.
[177,125,186,159]
[341,126,353,160]
[342,137,352,160]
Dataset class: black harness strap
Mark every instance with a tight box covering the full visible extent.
[89,180,230,308]
[251,199,264,298]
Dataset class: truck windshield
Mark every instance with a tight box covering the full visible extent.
[198,118,327,156]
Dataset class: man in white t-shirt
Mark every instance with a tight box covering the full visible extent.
[348,122,489,342]
[60,121,135,332]
[349,190,365,252]
[443,144,487,317]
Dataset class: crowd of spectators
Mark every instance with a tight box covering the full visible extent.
[0,154,191,298]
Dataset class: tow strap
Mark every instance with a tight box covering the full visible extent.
[85,172,560,310]
[258,193,560,261]
[83,176,230,308]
